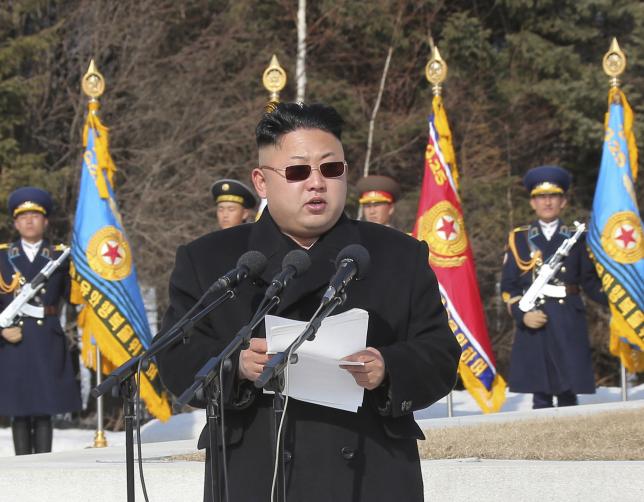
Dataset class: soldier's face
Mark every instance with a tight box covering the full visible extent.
[530,194,566,222]
[252,129,347,246]
[362,202,394,225]
[216,202,249,229]
[14,212,48,242]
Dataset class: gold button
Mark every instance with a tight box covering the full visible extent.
[37,319,44,326]
[41,288,47,294]
[558,299,565,304]
[18,320,24,326]
[561,267,566,273]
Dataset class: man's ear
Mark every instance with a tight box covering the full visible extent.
[242,209,251,222]
[560,197,567,209]
[529,197,537,212]
[388,204,395,217]
[44,217,49,230]
[251,168,267,198]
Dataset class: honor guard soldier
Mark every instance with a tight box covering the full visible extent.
[211,178,258,230]
[501,166,607,409]
[357,174,400,227]
[0,187,81,455]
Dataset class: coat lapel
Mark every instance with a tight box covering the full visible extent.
[529,220,568,260]
[546,222,567,256]
[248,211,361,314]
[12,242,35,280]
[31,239,52,278]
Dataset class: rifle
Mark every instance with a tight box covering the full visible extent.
[518,222,585,313]
[0,246,71,328]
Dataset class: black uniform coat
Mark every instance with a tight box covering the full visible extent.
[501,221,607,394]
[0,240,81,416]
[158,211,460,501]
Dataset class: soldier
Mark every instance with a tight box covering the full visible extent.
[501,166,607,409]
[211,178,258,229]
[356,174,400,226]
[0,187,81,454]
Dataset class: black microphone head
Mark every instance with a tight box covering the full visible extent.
[335,244,370,279]
[282,249,311,277]
[237,250,268,279]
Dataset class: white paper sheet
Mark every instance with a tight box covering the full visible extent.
[264,308,369,412]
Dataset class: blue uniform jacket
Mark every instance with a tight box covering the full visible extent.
[0,240,81,416]
[501,221,607,394]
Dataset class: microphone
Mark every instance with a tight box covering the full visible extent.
[321,244,370,305]
[207,250,267,293]
[263,249,311,299]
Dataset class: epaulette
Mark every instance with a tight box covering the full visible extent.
[507,226,541,273]
[54,243,67,251]
[0,243,8,250]
[507,225,529,243]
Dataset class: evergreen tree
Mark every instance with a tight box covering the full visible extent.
[0,1,65,241]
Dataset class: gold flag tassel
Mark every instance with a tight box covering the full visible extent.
[81,60,117,199]
[426,45,459,189]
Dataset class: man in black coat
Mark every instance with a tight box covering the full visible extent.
[0,187,81,455]
[501,166,607,409]
[158,103,461,501]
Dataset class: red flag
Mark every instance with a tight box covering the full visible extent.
[413,96,506,413]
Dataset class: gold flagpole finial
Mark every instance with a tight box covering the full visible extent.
[262,54,287,112]
[602,38,626,88]
[425,44,448,96]
[82,59,106,99]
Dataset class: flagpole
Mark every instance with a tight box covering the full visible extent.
[256,55,288,220]
[93,345,108,447]
[81,59,109,448]
[425,43,454,418]
[602,38,630,402]
[620,362,628,401]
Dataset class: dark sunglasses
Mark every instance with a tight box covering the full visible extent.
[261,160,347,182]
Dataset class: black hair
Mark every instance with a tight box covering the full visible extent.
[256,102,344,148]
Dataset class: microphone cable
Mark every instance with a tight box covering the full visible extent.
[269,343,296,502]
[269,301,325,502]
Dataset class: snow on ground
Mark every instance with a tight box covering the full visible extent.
[1,384,642,457]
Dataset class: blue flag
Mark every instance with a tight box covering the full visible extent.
[71,103,170,419]
[588,88,643,372]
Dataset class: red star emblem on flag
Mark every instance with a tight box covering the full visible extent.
[615,225,637,249]
[102,242,122,265]
[437,216,457,240]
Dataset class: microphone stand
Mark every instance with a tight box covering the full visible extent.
[91,288,237,502]
[255,293,346,502]
[176,294,282,502]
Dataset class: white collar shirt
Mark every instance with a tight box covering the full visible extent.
[538,219,559,241]
[21,240,43,262]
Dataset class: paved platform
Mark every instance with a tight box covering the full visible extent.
[1,438,643,501]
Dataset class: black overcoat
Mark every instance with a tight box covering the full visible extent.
[158,211,460,501]
[501,221,607,394]
[0,240,81,416]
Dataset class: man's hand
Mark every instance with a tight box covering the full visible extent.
[523,310,548,329]
[340,347,386,390]
[238,338,271,382]
[1,326,22,344]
